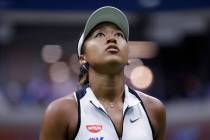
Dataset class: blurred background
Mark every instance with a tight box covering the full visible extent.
[0,0,210,140]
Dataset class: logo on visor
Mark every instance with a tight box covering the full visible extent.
[86,125,102,133]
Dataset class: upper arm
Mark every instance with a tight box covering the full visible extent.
[39,100,68,140]
[153,100,166,140]
[39,97,78,140]
[137,92,166,140]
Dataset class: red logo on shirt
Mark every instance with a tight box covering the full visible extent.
[86,125,102,133]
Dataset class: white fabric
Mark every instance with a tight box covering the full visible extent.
[74,85,153,140]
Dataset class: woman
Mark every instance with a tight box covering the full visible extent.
[40,6,166,140]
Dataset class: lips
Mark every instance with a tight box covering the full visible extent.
[105,45,120,53]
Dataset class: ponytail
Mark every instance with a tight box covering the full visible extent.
[78,64,89,86]
[78,42,89,86]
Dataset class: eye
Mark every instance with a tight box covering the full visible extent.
[115,32,125,38]
[95,32,105,38]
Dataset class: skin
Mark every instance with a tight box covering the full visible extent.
[40,23,166,140]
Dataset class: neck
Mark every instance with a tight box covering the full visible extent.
[88,68,125,102]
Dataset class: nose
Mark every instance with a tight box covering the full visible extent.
[106,34,117,44]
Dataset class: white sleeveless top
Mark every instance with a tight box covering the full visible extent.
[73,85,154,140]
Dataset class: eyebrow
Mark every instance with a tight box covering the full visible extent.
[86,23,124,39]
[92,27,123,35]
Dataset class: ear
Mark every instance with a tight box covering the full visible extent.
[126,60,130,65]
[79,54,87,65]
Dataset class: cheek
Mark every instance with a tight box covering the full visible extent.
[118,39,128,47]
[123,47,129,60]
[84,41,103,58]
[86,40,100,48]
[120,41,129,56]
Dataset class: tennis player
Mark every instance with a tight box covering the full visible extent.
[40,6,166,140]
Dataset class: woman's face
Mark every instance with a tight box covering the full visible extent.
[81,22,128,71]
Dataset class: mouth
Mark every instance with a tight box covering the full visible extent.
[105,45,120,53]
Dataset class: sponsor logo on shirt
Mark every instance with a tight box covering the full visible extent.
[86,125,102,133]
[88,137,104,140]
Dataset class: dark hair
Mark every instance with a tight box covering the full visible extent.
[78,43,89,86]
[78,64,89,86]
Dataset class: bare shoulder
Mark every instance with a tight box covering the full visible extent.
[47,93,77,113]
[137,91,165,114]
[136,90,166,139]
[40,93,78,140]
[45,93,78,129]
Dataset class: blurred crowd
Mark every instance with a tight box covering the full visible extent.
[0,62,210,110]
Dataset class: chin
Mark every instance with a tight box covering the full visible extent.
[104,57,126,70]
[104,56,124,64]
[92,55,127,73]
